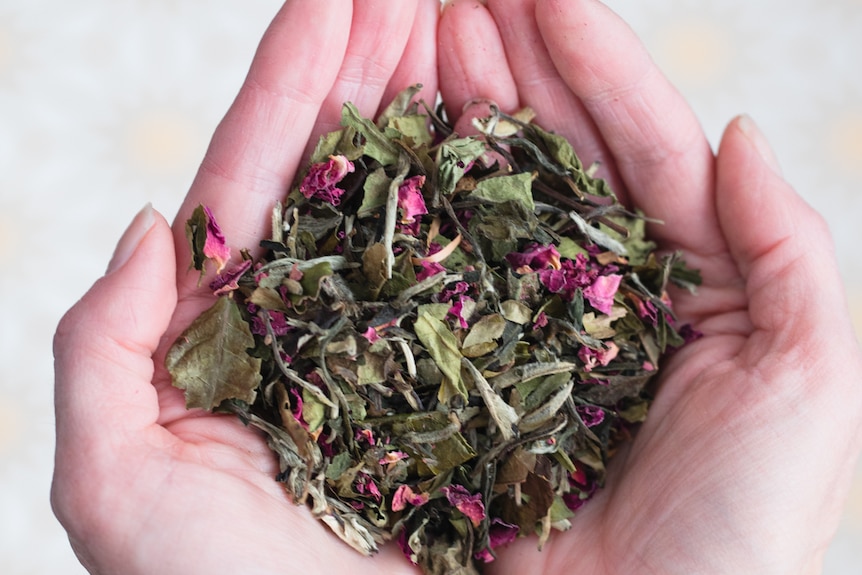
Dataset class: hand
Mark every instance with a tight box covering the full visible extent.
[51,2,438,574]
[438,1,862,573]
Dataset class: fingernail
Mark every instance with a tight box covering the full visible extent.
[737,114,782,176]
[106,203,155,274]
[442,0,486,11]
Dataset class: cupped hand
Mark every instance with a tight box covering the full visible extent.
[52,0,862,574]
[51,2,437,574]
[438,1,862,573]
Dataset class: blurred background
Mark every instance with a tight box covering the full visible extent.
[0,0,860,573]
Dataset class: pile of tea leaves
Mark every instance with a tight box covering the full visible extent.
[167,85,700,575]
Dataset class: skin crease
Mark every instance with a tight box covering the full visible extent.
[51,1,862,574]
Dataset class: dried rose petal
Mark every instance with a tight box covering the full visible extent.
[203,206,231,273]
[448,295,473,329]
[415,259,445,281]
[210,260,252,296]
[579,341,620,372]
[576,404,606,427]
[505,242,561,273]
[442,484,485,527]
[299,155,354,205]
[583,274,622,314]
[475,518,520,563]
[391,484,429,512]
[398,175,428,223]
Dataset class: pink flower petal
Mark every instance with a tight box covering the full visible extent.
[583,274,622,314]
[487,518,519,549]
[578,342,620,372]
[391,484,429,512]
[299,155,354,205]
[202,206,231,273]
[415,260,445,281]
[397,175,428,223]
[442,485,486,527]
[210,259,252,296]
[533,311,549,329]
[448,295,473,329]
[505,243,561,272]
[362,326,380,344]
[576,404,605,427]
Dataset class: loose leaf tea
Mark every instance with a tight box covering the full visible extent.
[169,86,700,575]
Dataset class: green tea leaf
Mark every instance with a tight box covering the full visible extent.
[414,306,467,403]
[302,388,327,433]
[184,204,208,273]
[341,102,399,166]
[461,313,507,355]
[389,115,433,147]
[470,172,535,213]
[167,297,262,410]
[437,137,486,198]
[376,84,422,128]
[357,168,391,218]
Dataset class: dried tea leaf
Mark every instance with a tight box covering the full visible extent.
[462,313,507,350]
[358,168,391,218]
[437,138,487,198]
[341,102,399,166]
[169,93,702,575]
[184,204,209,273]
[414,306,468,403]
[166,296,261,410]
[470,172,535,213]
[376,83,423,128]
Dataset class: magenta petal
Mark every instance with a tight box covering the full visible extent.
[442,485,486,527]
[576,404,606,427]
[539,268,567,293]
[416,260,445,282]
[563,492,587,512]
[488,518,519,548]
[398,529,418,565]
[362,326,380,344]
[202,206,231,273]
[448,295,473,329]
[397,175,428,223]
[391,484,429,512]
[474,548,495,564]
[583,274,622,314]
[210,259,252,295]
[505,243,560,271]
[299,155,354,205]
[474,518,518,563]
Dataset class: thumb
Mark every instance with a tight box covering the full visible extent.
[53,204,178,447]
[715,114,852,345]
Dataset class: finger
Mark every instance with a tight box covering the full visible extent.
[485,0,623,193]
[438,0,519,130]
[536,0,721,257]
[716,116,853,341]
[381,0,440,113]
[715,116,862,533]
[306,0,422,152]
[54,205,177,446]
[176,0,353,277]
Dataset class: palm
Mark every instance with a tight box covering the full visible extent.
[54,2,437,574]
[434,1,862,574]
[146,0,440,572]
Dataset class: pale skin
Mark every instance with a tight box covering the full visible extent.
[51,1,862,574]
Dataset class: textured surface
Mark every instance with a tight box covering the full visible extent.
[0,1,860,573]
